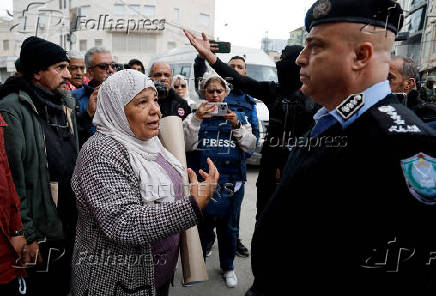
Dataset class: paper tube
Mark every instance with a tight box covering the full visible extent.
[159,116,208,285]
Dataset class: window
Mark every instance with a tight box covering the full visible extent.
[38,13,48,29]
[433,26,436,55]
[80,39,87,51]
[144,5,155,17]
[167,41,176,50]
[112,33,156,53]
[59,0,62,9]
[173,8,180,22]
[114,4,125,15]
[79,6,90,17]
[3,40,9,51]
[128,5,141,15]
[200,13,210,26]
[424,32,431,60]
[95,39,103,46]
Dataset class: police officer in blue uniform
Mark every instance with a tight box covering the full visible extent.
[246,1,436,295]
[183,71,257,288]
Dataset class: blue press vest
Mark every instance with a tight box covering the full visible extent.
[187,111,248,184]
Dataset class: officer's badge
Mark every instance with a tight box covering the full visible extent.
[336,93,365,121]
[313,0,332,19]
[401,153,436,205]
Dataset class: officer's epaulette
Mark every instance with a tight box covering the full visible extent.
[368,95,436,136]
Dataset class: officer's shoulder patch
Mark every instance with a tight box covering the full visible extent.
[401,153,436,205]
[370,102,430,135]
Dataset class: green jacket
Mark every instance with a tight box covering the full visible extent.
[0,88,79,244]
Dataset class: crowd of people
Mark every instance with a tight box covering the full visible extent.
[0,0,436,296]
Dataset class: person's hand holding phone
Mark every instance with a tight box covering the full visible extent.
[223,108,240,128]
[195,101,215,120]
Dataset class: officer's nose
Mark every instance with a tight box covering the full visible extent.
[296,48,308,67]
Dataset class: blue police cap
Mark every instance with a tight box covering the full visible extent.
[305,0,404,34]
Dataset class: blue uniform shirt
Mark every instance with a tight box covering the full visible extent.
[311,80,391,137]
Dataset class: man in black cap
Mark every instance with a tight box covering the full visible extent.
[246,0,436,295]
[0,36,79,295]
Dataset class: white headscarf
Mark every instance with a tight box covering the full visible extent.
[93,69,185,203]
[199,70,231,99]
[171,75,190,99]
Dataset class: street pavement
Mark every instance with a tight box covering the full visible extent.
[172,166,259,296]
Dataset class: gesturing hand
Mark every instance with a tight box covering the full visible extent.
[187,158,220,209]
[183,29,218,65]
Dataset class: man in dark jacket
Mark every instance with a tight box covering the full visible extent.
[149,62,191,120]
[389,56,436,128]
[250,1,435,295]
[0,36,79,296]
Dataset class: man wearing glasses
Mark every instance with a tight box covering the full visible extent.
[0,36,80,295]
[72,47,116,145]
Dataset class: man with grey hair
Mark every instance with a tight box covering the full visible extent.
[389,56,436,127]
[67,50,88,91]
[72,47,116,145]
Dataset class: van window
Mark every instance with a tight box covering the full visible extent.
[170,63,191,79]
[246,65,278,82]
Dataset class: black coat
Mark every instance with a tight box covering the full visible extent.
[251,94,436,295]
[158,88,191,120]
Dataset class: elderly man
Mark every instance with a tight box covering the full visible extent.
[149,62,191,120]
[389,56,436,127]
[67,50,89,91]
[72,47,116,145]
[247,1,436,295]
[0,36,79,295]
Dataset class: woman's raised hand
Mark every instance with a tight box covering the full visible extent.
[187,158,220,209]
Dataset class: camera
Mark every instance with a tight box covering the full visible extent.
[154,81,168,99]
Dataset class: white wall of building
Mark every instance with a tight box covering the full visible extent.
[0,0,215,80]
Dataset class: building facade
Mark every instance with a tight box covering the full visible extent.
[288,26,306,47]
[0,0,215,80]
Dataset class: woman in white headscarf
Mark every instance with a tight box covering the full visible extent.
[71,70,219,296]
[171,75,196,108]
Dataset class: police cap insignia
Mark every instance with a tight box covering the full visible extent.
[305,0,404,34]
[313,0,332,19]
[401,153,436,205]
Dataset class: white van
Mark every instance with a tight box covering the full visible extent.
[148,45,276,165]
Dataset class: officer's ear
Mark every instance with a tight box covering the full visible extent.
[352,42,373,71]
